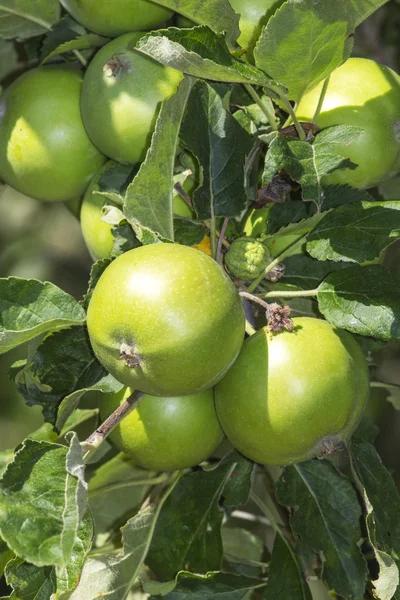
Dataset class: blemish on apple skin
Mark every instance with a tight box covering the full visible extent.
[119,342,141,368]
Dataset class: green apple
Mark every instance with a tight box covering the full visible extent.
[100,387,224,470]
[296,58,400,189]
[60,0,173,37]
[87,243,245,395]
[215,317,369,465]
[0,67,105,202]
[81,33,183,164]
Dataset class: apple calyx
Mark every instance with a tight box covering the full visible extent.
[119,342,141,368]
[103,54,131,78]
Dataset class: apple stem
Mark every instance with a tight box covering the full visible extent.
[209,206,218,260]
[216,218,229,264]
[243,84,278,132]
[174,181,193,209]
[247,237,307,293]
[258,288,319,299]
[277,93,307,141]
[312,75,330,124]
[81,389,144,462]
[239,290,270,311]
[73,50,88,67]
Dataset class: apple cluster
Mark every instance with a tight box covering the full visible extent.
[0,0,382,472]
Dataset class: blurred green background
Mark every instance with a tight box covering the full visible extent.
[0,187,93,448]
[0,0,400,483]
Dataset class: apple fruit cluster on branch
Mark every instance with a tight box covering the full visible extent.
[0,1,400,599]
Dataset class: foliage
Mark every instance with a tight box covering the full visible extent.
[1,1,400,599]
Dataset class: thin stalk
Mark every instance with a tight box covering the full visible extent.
[244,84,278,131]
[277,93,306,141]
[312,75,330,124]
[216,217,229,264]
[209,205,218,261]
[247,237,307,293]
[174,182,193,209]
[204,220,230,250]
[259,288,318,299]
[73,50,88,67]
[240,290,270,311]
[82,389,144,462]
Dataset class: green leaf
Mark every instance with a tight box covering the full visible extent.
[5,557,56,599]
[0,536,13,579]
[174,217,207,246]
[268,200,311,234]
[40,15,107,63]
[56,371,121,434]
[95,161,138,205]
[14,326,122,427]
[54,510,94,599]
[0,278,86,355]
[124,76,195,244]
[283,255,349,289]
[0,0,60,40]
[180,81,253,219]
[154,0,241,46]
[307,201,400,263]
[88,453,159,536]
[222,528,264,566]
[276,460,367,600]
[82,259,112,310]
[254,0,352,100]
[254,0,388,101]
[285,296,320,319]
[59,408,99,437]
[0,435,87,572]
[0,411,97,467]
[222,453,254,507]
[136,26,282,90]
[345,0,390,31]
[254,0,353,101]
[263,213,324,259]
[147,457,237,580]
[263,535,312,600]
[350,438,400,600]
[267,186,374,235]
[262,127,362,205]
[68,473,181,600]
[321,185,375,210]
[4,511,93,600]
[317,265,400,341]
[146,570,266,599]
[99,205,140,257]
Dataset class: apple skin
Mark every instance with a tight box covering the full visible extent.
[296,58,400,189]
[0,67,106,202]
[60,0,173,37]
[87,243,246,396]
[80,161,119,261]
[229,0,283,58]
[100,387,224,470]
[81,33,183,165]
[215,317,369,465]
